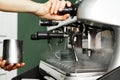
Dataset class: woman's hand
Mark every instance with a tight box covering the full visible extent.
[0,58,25,71]
[34,0,71,20]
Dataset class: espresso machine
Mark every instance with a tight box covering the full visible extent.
[30,0,120,80]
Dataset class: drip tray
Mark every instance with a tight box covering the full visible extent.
[47,59,107,73]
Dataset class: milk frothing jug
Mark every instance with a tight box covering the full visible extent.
[2,39,23,64]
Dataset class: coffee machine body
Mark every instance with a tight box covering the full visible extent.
[77,0,120,71]
[32,0,120,80]
[77,0,120,26]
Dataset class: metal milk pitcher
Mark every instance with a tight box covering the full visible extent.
[2,39,23,64]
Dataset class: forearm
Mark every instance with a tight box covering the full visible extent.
[0,0,42,14]
[0,0,71,21]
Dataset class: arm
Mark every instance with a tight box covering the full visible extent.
[0,0,71,20]
[0,0,42,13]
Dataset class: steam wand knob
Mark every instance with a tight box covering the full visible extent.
[39,20,59,26]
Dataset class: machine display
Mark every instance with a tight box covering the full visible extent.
[31,0,120,80]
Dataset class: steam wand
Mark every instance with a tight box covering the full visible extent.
[72,45,79,62]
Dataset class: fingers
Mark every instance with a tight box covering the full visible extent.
[0,60,6,68]
[54,0,61,14]
[46,13,70,20]
[0,58,2,66]
[58,0,71,11]
[0,60,13,71]
[12,63,25,70]
[3,64,14,71]
[56,14,69,20]
[0,60,25,71]
[57,14,70,20]
[39,0,71,20]
[12,63,21,70]
[50,0,58,14]
[66,1,71,7]
[50,0,71,14]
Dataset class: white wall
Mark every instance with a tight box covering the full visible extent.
[0,11,17,80]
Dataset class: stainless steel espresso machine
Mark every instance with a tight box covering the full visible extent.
[30,0,120,80]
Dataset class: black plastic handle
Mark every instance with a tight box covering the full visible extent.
[31,32,64,40]
[58,3,79,16]
[39,20,59,26]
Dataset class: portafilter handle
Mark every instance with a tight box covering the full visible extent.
[58,3,79,16]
